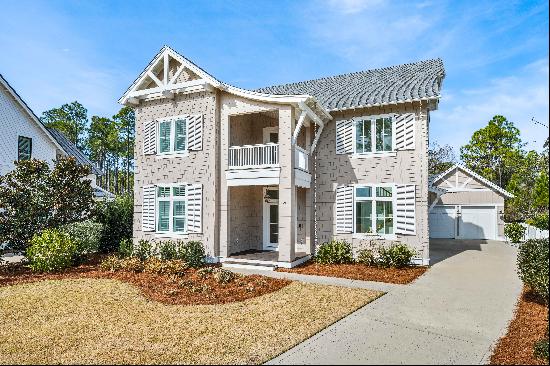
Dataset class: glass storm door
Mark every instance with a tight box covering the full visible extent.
[263,188,279,250]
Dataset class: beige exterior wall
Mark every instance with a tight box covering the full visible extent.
[133,90,219,258]
[229,112,278,146]
[228,185,263,254]
[313,102,431,261]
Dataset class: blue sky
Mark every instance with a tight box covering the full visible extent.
[1,0,548,153]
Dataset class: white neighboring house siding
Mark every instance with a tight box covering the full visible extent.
[0,86,59,175]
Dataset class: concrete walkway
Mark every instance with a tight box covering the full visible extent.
[267,240,522,365]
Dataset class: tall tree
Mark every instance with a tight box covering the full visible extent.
[460,115,525,189]
[41,101,88,149]
[87,116,118,190]
[113,107,135,194]
[505,150,544,221]
[429,142,456,175]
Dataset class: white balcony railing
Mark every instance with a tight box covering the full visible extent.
[228,143,309,173]
[295,146,309,172]
[228,143,279,169]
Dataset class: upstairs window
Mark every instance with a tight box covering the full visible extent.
[355,117,393,154]
[158,118,187,154]
[18,136,32,161]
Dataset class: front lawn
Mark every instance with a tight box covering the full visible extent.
[0,278,381,364]
[278,262,428,284]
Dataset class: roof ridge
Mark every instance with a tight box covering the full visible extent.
[256,58,443,91]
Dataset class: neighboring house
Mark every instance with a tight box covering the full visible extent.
[0,73,110,199]
[120,46,445,267]
[428,164,513,241]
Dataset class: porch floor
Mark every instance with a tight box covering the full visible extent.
[229,250,309,263]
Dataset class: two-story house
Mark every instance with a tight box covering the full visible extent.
[0,73,109,199]
[120,46,444,268]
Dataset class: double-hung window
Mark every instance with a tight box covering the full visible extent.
[158,117,187,155]
[157,185,187,233]
[18,136,32,161]
[355,116,393,154]
[355,185,394,235]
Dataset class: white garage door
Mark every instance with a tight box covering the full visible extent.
[429,206,456,238]
[429,205,497,240]
[459,206,496,240]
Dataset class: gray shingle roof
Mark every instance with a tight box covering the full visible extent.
[255,58,445,111]
[46,128,102,176]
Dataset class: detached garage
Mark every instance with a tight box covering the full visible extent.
[428,165,513,241]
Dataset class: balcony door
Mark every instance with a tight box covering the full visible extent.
[263,187,279,251]
[263,127,278,144]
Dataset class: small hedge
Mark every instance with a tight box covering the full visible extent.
[357,243,417,268]
[115,239,206,268]
[315,240,354,264]
[62,220,103,259]
[505,222,526,243]
[26,229,77,272]
[517,238,549,302]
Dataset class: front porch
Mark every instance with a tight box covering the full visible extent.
[221,250,311,271]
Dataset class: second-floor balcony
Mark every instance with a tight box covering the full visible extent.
[226,143,311,187]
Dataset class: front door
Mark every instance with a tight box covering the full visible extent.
[263,187,279,250]
[263,127,279,144]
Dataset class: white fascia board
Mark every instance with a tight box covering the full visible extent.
[0,74,65,154]
[327,96,441,113]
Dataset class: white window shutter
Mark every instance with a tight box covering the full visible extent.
[395,184,416,235]
[394,113,415,150]
[143,120,157,155]
[142,185,156,232]
[335,185,354,233]
[186,183,203,233]
[187,114,203,151]
[335,119,354,154]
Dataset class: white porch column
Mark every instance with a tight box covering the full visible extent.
[278,106,296,263]
[219,110,230,257]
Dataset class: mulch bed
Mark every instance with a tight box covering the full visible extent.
[0,257,290,306]
[490,287,549,365]
[278,262,428,284]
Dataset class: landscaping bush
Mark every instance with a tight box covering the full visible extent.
[213,268,236,284]
[505,222,526,243]
[134,239,156,261]
[26,229,77,272]
[385,243,417,268]
[534,336,549,361]
[99,255,122,272]
[517,238,549,302]
[62,220,103,259]
[118,238,134,258]
[144,258,187,276]
[159,240,179,260]
[528,213,549,231]
[178,241,205,268]
[315,240,354,264]
[95,194,133,253]
[0,157,94,251]
[120,257,144,272]
[357,248,377,266]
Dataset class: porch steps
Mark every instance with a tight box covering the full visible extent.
[221,261,277,271]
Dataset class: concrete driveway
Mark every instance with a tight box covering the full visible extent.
[268,240,522,365]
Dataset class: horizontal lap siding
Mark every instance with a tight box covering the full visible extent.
[313,103,430,261]
[133,91,218,257]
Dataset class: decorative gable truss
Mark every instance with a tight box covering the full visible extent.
[119,47,217,105]
[432,165,513,197]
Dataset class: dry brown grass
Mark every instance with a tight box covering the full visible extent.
[0,278,381,364]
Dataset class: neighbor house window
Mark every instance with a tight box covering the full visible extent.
[355,117,393,153]
[157,185,186,233]
[158,118,187,154]
[18,136,32,161]
[355,185,394,235]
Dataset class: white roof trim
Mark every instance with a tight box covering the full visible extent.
[118,45,332,121]
[0,74,65,154]
[430,164,514,198]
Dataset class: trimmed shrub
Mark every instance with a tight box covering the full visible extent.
[118,238,134,258]
[179,241,205,268]
[159,240,178,260]
[534,336,548,361]
[121,257,144,272]
[517,238,549,302]
[315,240,354,264]
[386,243,417,268]
[62,220,103,259]
[213,268,236,284]
[134,239,155,261]
[357,248,377,266]
[95,195,133,253]
[100,255,123,272]
[26,229,77,272]
[505,222,526,243]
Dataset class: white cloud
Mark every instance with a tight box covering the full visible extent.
[431,58,549,153]
[326,0,386,14]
